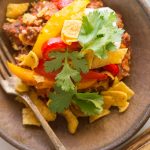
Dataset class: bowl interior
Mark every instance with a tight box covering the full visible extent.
[0,0,150,150]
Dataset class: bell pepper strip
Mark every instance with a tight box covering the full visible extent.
[52,0,73,10]
[35,60,107,81]
[103,64,119,76]
[42,37,81,59]
[77,79,97,90]
[100,71,114,80]
[7,62,54,88]
[81,71,108,81]
[32,0,89,58]
[34,59,58,79]
[68,42,81,50]
[42,37,67,60]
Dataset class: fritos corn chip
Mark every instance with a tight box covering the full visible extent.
[103,96,115,109]
[101,81,134,112]
[61,20,82,44]
[29,91,56,121]
[22,91,56,126]
[102,91,128,107]
[89,109,111,123]
[22,108,40,126]
[109,81,134,99]
[6,3,29,19]
[62,109,79,134]
[119,102,129,112]
[91,48,128,69]
[16,51,39,69]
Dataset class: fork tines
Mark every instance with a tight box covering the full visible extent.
[0,38,15,79]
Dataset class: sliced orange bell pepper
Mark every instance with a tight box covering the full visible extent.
[77,79,97,90]
[32,0,89,58]
[7,62,54,88]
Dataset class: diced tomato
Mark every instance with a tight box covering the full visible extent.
[103,64,119,76]
[81,71,108,81]
[51,0,73,9]
[34,59,58,80]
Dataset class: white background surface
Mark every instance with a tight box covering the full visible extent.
[0,119,150,150]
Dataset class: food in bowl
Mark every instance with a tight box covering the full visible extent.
[3,0,134,134]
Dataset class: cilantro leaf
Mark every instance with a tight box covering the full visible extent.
[48,87,104,115]
[69,51,89,73]
[48,86,75,113]
[44,52,65,72]
[44,51,89,92]
[56,60,81,91]
[73,99,102,115]
[78,11,102,47]
[73,92,104,115]
[78,10,124,58]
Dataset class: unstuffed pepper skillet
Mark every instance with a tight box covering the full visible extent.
[2,0,134,134]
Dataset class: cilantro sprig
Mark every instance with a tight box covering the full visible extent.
[78,10,124,58]
[44,52,65,72]
[45,10,125,116]
[48,86,104,115]
[44,51,89,91]
[73,92,104,115]
[48,86,76,113]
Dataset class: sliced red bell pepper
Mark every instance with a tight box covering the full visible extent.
[42,37,81,60]
[35,60,108,82]
[103,64,119,76]
[81,71,108,81]
[42,37,67,60]
[34,59,58,80]
[51,0,73,9]
[68,42,81,50]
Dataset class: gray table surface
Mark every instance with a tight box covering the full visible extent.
[0,119,150,150]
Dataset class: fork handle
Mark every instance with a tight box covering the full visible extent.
[21,94,66,150]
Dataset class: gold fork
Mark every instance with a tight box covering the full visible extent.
[0,38,66,150]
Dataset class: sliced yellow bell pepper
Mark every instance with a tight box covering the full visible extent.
[7,62,54,88]
[32,0,89,58]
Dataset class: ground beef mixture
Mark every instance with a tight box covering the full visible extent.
[2,0,131,80]
[3,1,59,52]
[118,33,131,80]
[87,0,104,8]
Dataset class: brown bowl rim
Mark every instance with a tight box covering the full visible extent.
[0,1,150,150]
